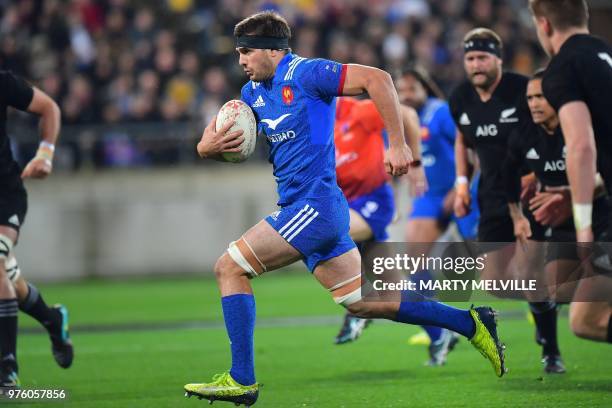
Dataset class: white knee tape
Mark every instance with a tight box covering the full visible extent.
[5,256,20,283]
[331,275,363,307]
[334,287,363,307]
[0,234,13,261]
[329,275,360,291]
[227,241,259,278]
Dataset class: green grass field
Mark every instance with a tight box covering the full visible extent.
[10,272,612,407]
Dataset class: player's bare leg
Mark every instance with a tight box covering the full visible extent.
[347,209,373,242]
[12,275,73,369]
[185,220,301,405]
[313,248,506,377]
[546,259,581,302]
[570,302,611,342]
[405,218,460,364]
[215,220,302,296]
[569,265,612,342]
[334,209,374,345]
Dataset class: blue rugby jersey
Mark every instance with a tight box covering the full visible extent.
[418,97,457,194]
[241,53,347,206]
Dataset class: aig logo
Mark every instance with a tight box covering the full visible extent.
[476,124,498,137]
[544,160,566,172]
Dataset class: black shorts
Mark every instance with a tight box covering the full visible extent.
[593,196,612,271]
[478,211,547,243]
[595,196,612,242]
[545,227,579,264]
[0,182,27,233]
[546,196,611,264]
[478,213,514,243]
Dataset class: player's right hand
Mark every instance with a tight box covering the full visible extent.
[21,157,52,179]
[197,116,244,158]
[529,189,572,227]
[453,183,470,217]
[384,143,412,177]
[512,215,532,250]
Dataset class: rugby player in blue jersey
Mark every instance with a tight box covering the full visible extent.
[397,66,480,366]
[184,12,506,406]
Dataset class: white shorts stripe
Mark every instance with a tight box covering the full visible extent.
[282,207,315,239]
[287,211,319,242]
[278,204,309,235]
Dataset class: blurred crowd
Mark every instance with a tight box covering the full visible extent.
[1,0,546,128]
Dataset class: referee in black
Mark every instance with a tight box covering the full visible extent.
[0,71,73,390]
[530,0,612,344]
[449,28,560,371]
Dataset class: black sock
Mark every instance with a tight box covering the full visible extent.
[529,302,560,356]
[607,314,612,344]
[19,283,60,334]
[0,298,18,371]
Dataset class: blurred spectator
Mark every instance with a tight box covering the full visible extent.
[0,0,552,169]
[0,0,548,126]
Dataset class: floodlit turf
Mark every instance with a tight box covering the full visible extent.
[12,272,612,407]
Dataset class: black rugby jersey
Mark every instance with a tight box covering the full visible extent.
[504,121,610,234]
[0,71,34,186]
[543,34,612,191]
[449,72,530,217]
[504,123,567,203]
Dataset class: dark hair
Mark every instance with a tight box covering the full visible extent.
[529,0,588,31]
[530,68,546,80]
[400,65,445,99]
[234,11,291,40]
[463,28,503,53]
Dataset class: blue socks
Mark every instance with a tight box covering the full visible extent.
[422,325,443,343]
[411,269,442,342]
[394,291,475,338]
[412,269,435,298]
[221,294,256,386]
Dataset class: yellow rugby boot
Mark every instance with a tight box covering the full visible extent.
[185,372,259,406]
[469,306,507,377]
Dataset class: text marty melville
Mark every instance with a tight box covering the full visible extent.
[373,279,537,292]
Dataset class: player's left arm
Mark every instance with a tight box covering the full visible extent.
[341,64,411,176]
[558,101,596,241]
[22,87,61,179]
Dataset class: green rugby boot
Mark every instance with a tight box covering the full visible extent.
[185,372,259,406]
[469,306,507,377]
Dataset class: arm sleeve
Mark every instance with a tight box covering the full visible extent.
[301,59,347,99]
[503,127,526,203]
[0,71,34,111]
[543,60,586,111]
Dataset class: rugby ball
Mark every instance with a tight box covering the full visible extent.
[216,99,257,163]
